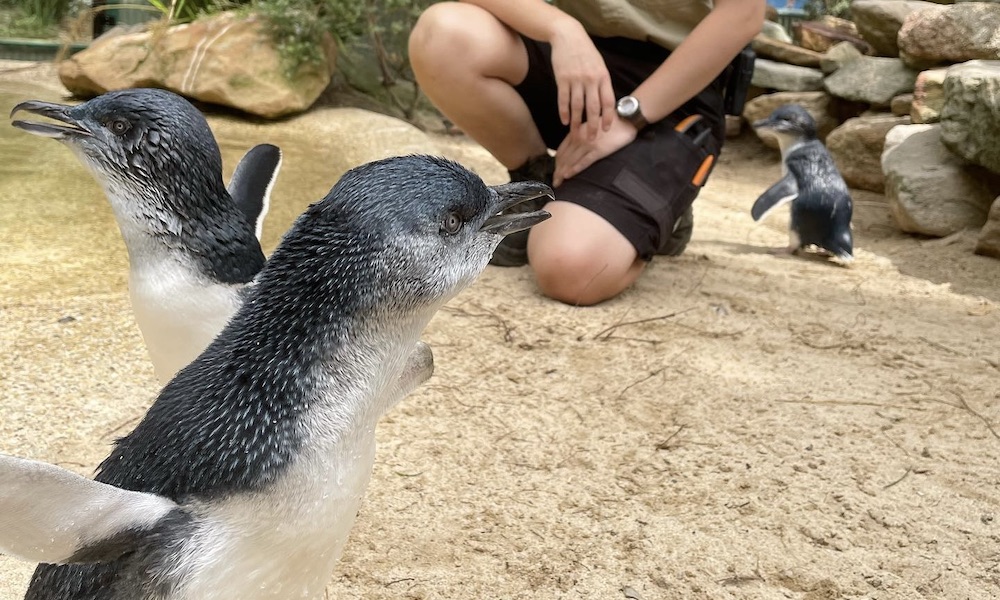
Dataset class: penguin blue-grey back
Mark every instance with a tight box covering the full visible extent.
[10,89,281,383]
[2,155,552,600]
[751,104,853,262]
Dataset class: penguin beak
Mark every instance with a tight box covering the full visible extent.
[752,116,795,134]
[10,100,92,140]
[481,181,553,236]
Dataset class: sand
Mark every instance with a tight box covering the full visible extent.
[1,62,998,599]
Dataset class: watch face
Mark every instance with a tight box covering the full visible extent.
[617,96,639,117]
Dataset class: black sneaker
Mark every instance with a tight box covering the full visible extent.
[490,154,556,267]
[657,205,693,256]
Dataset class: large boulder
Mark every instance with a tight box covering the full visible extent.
[752,58,825,91]
[823,56,919,106]
[882,125,997,236]
[898,3,1000,67]
[939,60,1000,174]
[742,91,839,147]
[851,0,944,57]
[58,12,336,118]
[826,114,910,192]
[976,196,1000,258]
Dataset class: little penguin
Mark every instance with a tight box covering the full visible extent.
[0,154,553,600]
[10,89,282,383]
[750,104,854,262]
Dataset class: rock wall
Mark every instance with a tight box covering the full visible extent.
[747,1,1000,258]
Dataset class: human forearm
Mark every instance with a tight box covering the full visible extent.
[631,0,766,125]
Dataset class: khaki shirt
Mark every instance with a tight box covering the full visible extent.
[553,0,713,50]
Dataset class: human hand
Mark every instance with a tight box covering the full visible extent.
[548,20,616,141]
[553,117,637,187]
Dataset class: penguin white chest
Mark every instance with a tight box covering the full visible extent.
[129,260,243,383]
[172,437,378,600]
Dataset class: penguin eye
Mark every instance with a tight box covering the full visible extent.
[107,118,131,136]
[441,212,463,235]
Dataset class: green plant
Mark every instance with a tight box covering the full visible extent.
[364,0,433,117]
[804,0,852,20]
[147,0,248,23]
[252,0,366,72]
[0,0,73,37]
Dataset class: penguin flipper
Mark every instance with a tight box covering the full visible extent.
[751,173,798,222]
[228,143,282,241]
[0,454,176,564]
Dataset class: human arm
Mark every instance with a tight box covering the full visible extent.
[553,0,766,185]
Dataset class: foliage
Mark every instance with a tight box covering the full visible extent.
[150,0,251,22]
[252,0,365,71]
[252,0,431,78]
[0,0,74,37]
[803,0,852,20]
[363,0,433,106]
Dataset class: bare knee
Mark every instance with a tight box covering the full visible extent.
[531,246,623,306]
[410,3,492,75]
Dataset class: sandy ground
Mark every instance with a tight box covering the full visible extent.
[1,62,999,599]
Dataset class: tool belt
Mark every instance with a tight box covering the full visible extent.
[722,45,756,116]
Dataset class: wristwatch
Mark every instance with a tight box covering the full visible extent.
[616,95,649,131]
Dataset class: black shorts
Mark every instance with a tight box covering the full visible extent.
[514,36,727,260]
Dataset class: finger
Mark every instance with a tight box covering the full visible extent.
[585,79,602,140]
[553,137,571,187]
[600,78,616,132]
[557,79,570,126]
[569,82,585,132]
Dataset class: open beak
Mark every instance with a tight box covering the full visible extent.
[481,180,553,236]
[10,100,92,140]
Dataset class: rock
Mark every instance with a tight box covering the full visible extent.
[911,67,949,123]
[725,114,743,138]
[281,106,440,165]
[891,93,914,116]
[851,0,943,57]
[883,125,997,236]
[975,196,1000,258]
[761,19,794,44]
[883,123,936,156]
[752,35,824,68]
[940,61,1000,173]
[58,13,336,118]
[752,58,825,92]
[826,114,910,192]
[742,91,839,147]
[898,3,1000,67]
[823,56,919,106]
[820,41,864,74]
[795,16,873,54]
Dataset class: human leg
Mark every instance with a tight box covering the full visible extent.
[408,2,546,169]
[528,201,645,306]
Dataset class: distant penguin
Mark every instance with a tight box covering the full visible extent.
[751,104,853,262]
[0,155,552,600]
[10,89,282,383]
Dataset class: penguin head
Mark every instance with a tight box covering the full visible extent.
[10,89,228,222]
[261,155,552,315]
[752,104,818,148]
